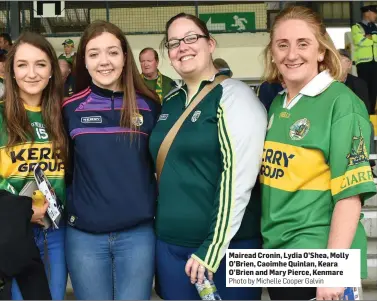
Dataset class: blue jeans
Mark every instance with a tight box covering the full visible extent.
[12,225,67,300]
[155,238,262,300]
[66,222,155,300]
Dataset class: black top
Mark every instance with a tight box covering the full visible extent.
[0,190,39,279]
[345,73,371,113]
[64,73,75,98]
[357,21,377,35]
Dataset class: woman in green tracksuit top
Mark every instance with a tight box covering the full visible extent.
[260,6,376,300]
[149,13,267,300]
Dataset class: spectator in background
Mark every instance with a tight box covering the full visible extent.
[0,33,12,54]
[0,52,5,79]
[58,58,75,98]
[351,5,377,114]
[0,52,5,99]
[139,47,174,102]
[255,81,284,111]
[213,58,233,77]
[58,39,75,65]
[338,48,370,112]
[338,48,376,159]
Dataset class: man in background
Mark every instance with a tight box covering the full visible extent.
[58,58,75,98]
[139,47,173,102]
[256,81,284,112]
[339,48,370,112]
[0,52,5,99]
[339,48,376,160]
[213,58,233,77]
[0,33,12,54]
[351,5,377,113]
[58,39,76,65]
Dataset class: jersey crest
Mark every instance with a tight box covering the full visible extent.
[132,113,144,127]
[289,118,310,140]
[346,123,368,166]
[191,110,201,122]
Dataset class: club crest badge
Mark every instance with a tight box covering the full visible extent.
[289,118,310,140]
[158,114,169,121]
[132,113,143,126]
[68,215,77,226]
[346,123,368,166]
[191,110,201,122]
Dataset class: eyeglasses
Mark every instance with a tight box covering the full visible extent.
[165,34,209,50]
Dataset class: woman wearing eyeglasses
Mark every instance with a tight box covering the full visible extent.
[149,13,267,300]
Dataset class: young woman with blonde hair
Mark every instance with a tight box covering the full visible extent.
[261,5,376,300]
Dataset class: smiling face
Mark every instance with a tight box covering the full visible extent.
[167,17,215,79]
[85,32,125,91]
[13,43,52,102]
[271,19,324,89]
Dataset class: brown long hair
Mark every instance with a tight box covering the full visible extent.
[263,5,342,83]
[75,21,159,131]
[3,32,68,163]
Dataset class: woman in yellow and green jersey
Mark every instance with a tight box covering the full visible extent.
[0,32,68,300]
[260,6,376,301]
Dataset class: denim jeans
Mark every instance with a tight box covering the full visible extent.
[65,222,155,300]
[12,225,67,300]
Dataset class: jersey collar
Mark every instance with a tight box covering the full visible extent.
[90,82,124,98]
[24,103,41,112]
[278,70,334,97]
[278,70,334,109]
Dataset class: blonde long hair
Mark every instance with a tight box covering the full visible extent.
[263,6,342,83]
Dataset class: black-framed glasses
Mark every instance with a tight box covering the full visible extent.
[165,34,209,50]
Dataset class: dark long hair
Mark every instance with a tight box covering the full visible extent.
[3,31,68,163]
[75,21,159,131]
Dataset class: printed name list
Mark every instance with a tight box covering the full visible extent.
[226,249,360,287]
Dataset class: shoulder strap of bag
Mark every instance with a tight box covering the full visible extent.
[156,74,229,182]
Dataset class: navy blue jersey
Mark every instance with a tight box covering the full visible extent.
[63,83,160,233]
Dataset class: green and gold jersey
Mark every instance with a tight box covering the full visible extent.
[260,71,376,279]
[0,102,65,204]
[142,72,174,103]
